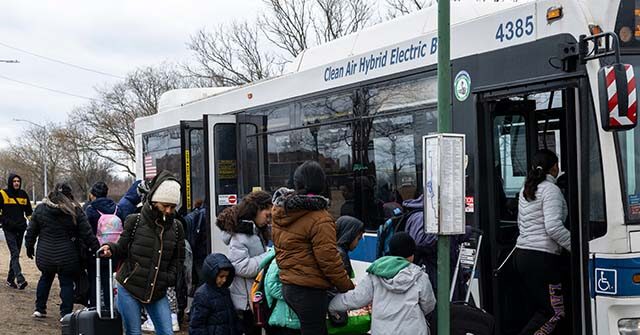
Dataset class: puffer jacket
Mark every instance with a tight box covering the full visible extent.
[516,175,570,255]
[107,171,185,303]
[217,207,268,310]
[189,253,240,335]
[25,198,100,274]
[262,251,300,330]
[329,256,436,335]
[271,188,354,292]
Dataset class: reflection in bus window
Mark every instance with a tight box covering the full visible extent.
[366,76,437,115]
[588,102,607,239]
[617,126,640,222]
[142,126,182,181]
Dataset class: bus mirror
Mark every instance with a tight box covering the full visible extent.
[598,63,637,131]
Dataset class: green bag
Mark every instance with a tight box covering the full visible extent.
[327,314,371,335]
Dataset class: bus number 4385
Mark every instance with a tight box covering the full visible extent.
[496,15,534,42]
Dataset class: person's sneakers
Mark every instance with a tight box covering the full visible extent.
[32,311,46,318]
[171,313,180,332]
[141,318,155,332]
[5,280,17,289]
[17,281,28,290]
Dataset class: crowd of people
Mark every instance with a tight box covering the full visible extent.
[0,149,571,335]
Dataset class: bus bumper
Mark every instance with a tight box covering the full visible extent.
[595,296,640,335]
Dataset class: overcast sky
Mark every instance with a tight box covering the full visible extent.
[0,0,264,146]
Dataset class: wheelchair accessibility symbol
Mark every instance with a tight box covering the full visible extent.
[595,268,617,295]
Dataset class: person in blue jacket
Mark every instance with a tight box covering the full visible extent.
[189,253,241,335]
[118,180,142,219]
[83,181,124,309]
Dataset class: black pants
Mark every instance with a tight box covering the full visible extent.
[4,228,25,284]
[36,270,74,317]
[237,309,261,335]
[514,248,569,335]
[282,284,328,335]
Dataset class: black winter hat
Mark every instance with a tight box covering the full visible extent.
[90,181,109,198]
[388,232,416,258]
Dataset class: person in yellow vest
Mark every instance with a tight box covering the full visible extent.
[0,173,33,289]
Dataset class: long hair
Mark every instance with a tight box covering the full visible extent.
[48,182,80,224]
[523,149,558,201]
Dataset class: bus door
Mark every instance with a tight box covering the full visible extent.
[204,114,238,255]
[478,84,588,335]
[180,120,206,214]
[236,114,267,198]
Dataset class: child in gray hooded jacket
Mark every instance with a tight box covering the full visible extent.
[329,232,436,335]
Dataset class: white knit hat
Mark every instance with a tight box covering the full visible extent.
[151,180,181,205]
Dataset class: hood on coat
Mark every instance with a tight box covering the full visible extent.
[139,171,181,226]
[335,216,364,250]
[272,187,329,213]
[216,205,239,233]
[90,197,117,214]
[202,253,235,288]
[145,171,181,207]
[402,194,424,210]
[6,173,21,194]
[368,256,421,293]
[121,180,142,207]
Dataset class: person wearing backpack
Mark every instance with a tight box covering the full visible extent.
[98,171,185,335]
[84,181,124,309]
[258,248,300,335]
[216,190,272,335]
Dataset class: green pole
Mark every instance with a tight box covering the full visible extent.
[437,0,451,334]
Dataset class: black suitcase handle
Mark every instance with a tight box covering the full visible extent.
[95,255,116,319]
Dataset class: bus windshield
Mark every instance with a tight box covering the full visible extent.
[618,55,640,223]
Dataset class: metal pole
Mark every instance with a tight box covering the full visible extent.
[43,157,48,196]
[437,0,452,334]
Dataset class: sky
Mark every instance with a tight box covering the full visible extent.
[0,0,265,146]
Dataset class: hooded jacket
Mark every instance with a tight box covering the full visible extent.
[117,180,142,220]
[0,173,33,232]
[84,197,124,235]
[336,216,364,278]
[189,253,240,335]
[25,198,100,274]
[329,256,436,335]
[107,171,185,303]
[216,206,268,310]
[271,188,354,292]
[261,250,301,330]
[516,175,570,254]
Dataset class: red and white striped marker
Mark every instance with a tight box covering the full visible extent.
[605,64,637,127]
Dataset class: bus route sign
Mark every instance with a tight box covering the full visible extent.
[423,134,466,235]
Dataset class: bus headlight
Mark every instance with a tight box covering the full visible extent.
[619,318,640,334]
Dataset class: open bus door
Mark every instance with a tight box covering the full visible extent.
[477,82,591,335]
[203,114,238,255]
[180,120,206,214]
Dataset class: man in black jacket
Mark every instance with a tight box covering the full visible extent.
[1,173,33,289]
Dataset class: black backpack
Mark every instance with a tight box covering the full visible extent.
[376,208,422,258]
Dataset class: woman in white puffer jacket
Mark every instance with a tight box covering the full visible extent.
[515,149,571,335]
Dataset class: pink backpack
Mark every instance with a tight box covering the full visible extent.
[96,206,123,244]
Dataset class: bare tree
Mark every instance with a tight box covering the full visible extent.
[53,124,114,201]
[385,0,431,18]
[71,64,188,176]
[184,21,277,86]
[260,0,312,58]
[314,0,374,43]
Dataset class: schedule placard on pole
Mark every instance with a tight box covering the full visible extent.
[423,134,466,235]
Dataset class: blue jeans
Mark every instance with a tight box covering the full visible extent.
[35,270,74,317]
[116,283,172,335]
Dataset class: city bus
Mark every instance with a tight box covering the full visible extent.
[134,1,639,333]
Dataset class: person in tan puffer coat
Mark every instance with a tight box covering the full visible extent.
[271,161,354,335]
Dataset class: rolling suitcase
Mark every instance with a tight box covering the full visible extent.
[450,230,495,335]
[61,255,123,335]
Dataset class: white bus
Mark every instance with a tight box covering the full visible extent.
[134,1,640,333]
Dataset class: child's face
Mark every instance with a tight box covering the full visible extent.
[216,269,230,287]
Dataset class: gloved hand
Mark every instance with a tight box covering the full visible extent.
[26,246,34,259]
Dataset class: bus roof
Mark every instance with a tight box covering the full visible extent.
[136,0,617,135]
